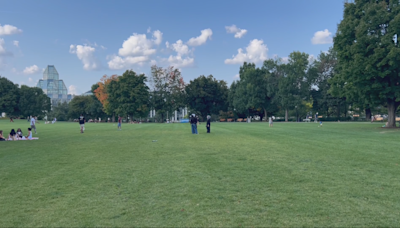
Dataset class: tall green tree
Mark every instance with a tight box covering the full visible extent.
[68,96,92,119]
[18,85,51,117]
[312,48,348,119]
[239,62,270,120]
[0,76,20,116]
[49,102,69,121]
[277,52,316,121]
[333,0,400,127]
[107,70,150,120]
[149,65,185,121]
[185,75,228,120]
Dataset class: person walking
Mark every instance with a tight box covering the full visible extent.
[30,116,37,134]
[269,116,273,127]
[79,114,85,133]
[118,115,122,130]
[206,115,211,133]
[190,114,198,134]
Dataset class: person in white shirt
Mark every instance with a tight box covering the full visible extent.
[269,117,273,127]
[30,116,37,134]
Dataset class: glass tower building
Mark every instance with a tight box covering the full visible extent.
[36,65,74,106]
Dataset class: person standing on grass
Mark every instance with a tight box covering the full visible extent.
[30,116,37,134]
[79,114,85,133]
[190,114,198,134]
[118,115,122,130]
[269,116,273,127]
[206,115,211,133]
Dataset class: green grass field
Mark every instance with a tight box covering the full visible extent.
[1,120,400,227]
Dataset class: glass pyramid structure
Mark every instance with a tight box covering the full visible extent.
[36,65,73,106]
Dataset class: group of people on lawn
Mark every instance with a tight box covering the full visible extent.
[0,116,38,141]
[0,128,34,141]
[190,114,211,134]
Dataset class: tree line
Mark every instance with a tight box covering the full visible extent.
[0,77,51,118]
[1,1,399,126]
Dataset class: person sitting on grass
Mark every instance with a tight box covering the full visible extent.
[8,129,16,141]
[16,128,24,139]
[26,128,33,140]
[0,130,6,141]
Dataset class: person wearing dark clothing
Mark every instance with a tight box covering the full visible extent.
[118,116,122,130]
[190,114,198,134]
[9,129,16,140]
[79,114,85,133]
[206,115,211,133]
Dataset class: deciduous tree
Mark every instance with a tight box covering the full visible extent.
[0,76,20,116]
[333,0,400,127]
[185,75,228,120]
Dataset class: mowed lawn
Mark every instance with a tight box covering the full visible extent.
[1,120,400,227]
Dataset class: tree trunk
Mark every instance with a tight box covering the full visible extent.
[112,113,115,122]
[129,114,133,123]
[387,98,399,128]
[365,107,371,121]
[264,108,267,122]
[337,100,341,121]
[285,109,288,122]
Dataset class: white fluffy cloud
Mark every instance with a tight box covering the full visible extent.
[118,33,161,57]
[13,40,19,47]
[311,29,333,44]
[165,39,194,68]
[187,28,213,46]
[0,38,7,55]
[152,30,163,45]
[234,74,239,79]
[23,65,41,75]
[167,55,194,68]
[225,39,268,64]
[109,31,163,69]
[108,55,149,70]
[166,40,190,56]
[225,25,247,38]
[69,44,101,70]
[0,24,22,36]
[68,85,79,95]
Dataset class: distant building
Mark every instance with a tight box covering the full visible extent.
[149,107,188,122]
[36,65,74,106]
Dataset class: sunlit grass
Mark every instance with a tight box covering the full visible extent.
[0,120,399,226]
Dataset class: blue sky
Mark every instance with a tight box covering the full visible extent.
[0,0,343,95]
